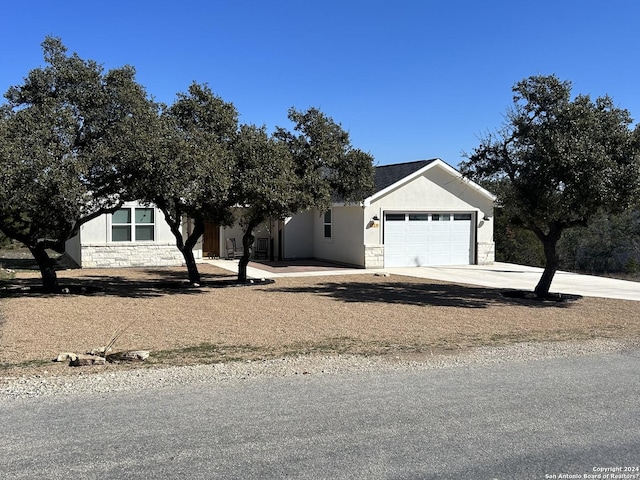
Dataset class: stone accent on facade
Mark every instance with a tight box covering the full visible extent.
[364,245,385,269]
[80,243,184,268]
[477,241,495,265]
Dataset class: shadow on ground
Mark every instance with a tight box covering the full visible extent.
[1,249,580,305]
[0,269,273,299]
[268,280,580,309]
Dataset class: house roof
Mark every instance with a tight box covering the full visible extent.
[374,159,437,193]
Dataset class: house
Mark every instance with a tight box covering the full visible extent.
[65,159,495,269]
[216,158,495,268]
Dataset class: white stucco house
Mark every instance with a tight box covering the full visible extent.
[64,202,186,268]
[65,159,496,269]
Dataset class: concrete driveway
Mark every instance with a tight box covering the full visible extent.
[389,262,640,301]
[204,259,640,301]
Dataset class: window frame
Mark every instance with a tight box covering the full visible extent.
[385,213,406,222]
[323,209,332,239]
[110,207,156,242]
[431,213,451,222]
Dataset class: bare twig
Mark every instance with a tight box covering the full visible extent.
[102,323,133,357]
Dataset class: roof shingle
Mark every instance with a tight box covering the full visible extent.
[373,159,437,193]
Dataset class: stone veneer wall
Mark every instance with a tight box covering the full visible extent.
[365,243,495,268]
[364,245,385,269]
[80,243,184,268]
[477,241,495,265]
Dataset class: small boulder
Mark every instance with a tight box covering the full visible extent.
[55,352,78,362]
[88,346,112,356]
[107,350,150,362]
[69,354,106,367]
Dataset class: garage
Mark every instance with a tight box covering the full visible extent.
[383,212,474,267]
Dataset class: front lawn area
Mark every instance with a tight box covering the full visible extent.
[1,263,639,377]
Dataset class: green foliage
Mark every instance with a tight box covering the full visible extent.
[0,231,11,248]
[558,209,640,275]
[494,212,546,267]
[462,74,640,295]
[0,39,377,288]
[0,37,157,291]
[232,124,298,222]
[476,178,545,267]
[133,82,237,226]
[274,107,376,211]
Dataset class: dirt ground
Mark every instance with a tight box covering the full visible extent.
[2,263,640,378]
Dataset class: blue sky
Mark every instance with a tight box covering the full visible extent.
[2,0,639,167]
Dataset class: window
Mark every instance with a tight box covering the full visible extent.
[323,210,332,238]
[453,213,472,221]
[112,209,132,241]
[112,208,155,242]
[385,213,405,221]
[431,213,451,221]
[408,214,429,221]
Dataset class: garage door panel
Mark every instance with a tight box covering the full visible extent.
[429,252,452,265]
[428,232,451,242]
[406,234,430,244]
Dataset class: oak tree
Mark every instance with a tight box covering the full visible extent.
[0,37,157,291]
[461,75,640,296]
[232,108,375,282]
[132,83,237,284]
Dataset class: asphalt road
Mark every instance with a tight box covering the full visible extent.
[2,350,639,479]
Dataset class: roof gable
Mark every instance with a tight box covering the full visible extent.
[364,158,495,206]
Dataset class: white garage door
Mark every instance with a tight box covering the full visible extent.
[383,212,473,267]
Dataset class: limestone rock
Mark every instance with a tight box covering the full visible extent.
[107,350,150,362]
[69,354,107,367]
[88,346,112,356]
[55,352,78,362]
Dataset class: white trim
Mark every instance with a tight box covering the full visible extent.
[108,206,157,243]
[322,208,333,242]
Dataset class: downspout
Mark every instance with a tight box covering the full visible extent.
[474,211,478,265]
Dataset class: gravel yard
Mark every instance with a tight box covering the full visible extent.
[1,262,640,395]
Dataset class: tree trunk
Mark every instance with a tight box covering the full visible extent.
[29,244,59,293]
[182,246,201,284]
[238,220,259,283]
[182,220,205,285]
[534,229,561,297]
[160,205,203,285]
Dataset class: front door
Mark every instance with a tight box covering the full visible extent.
[203,222,220,258]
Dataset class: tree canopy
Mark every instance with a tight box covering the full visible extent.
[0,37,157,291]
[461,75,640,296]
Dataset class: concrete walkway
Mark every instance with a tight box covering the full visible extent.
[202,259,640,301]
[202,258,369,279]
